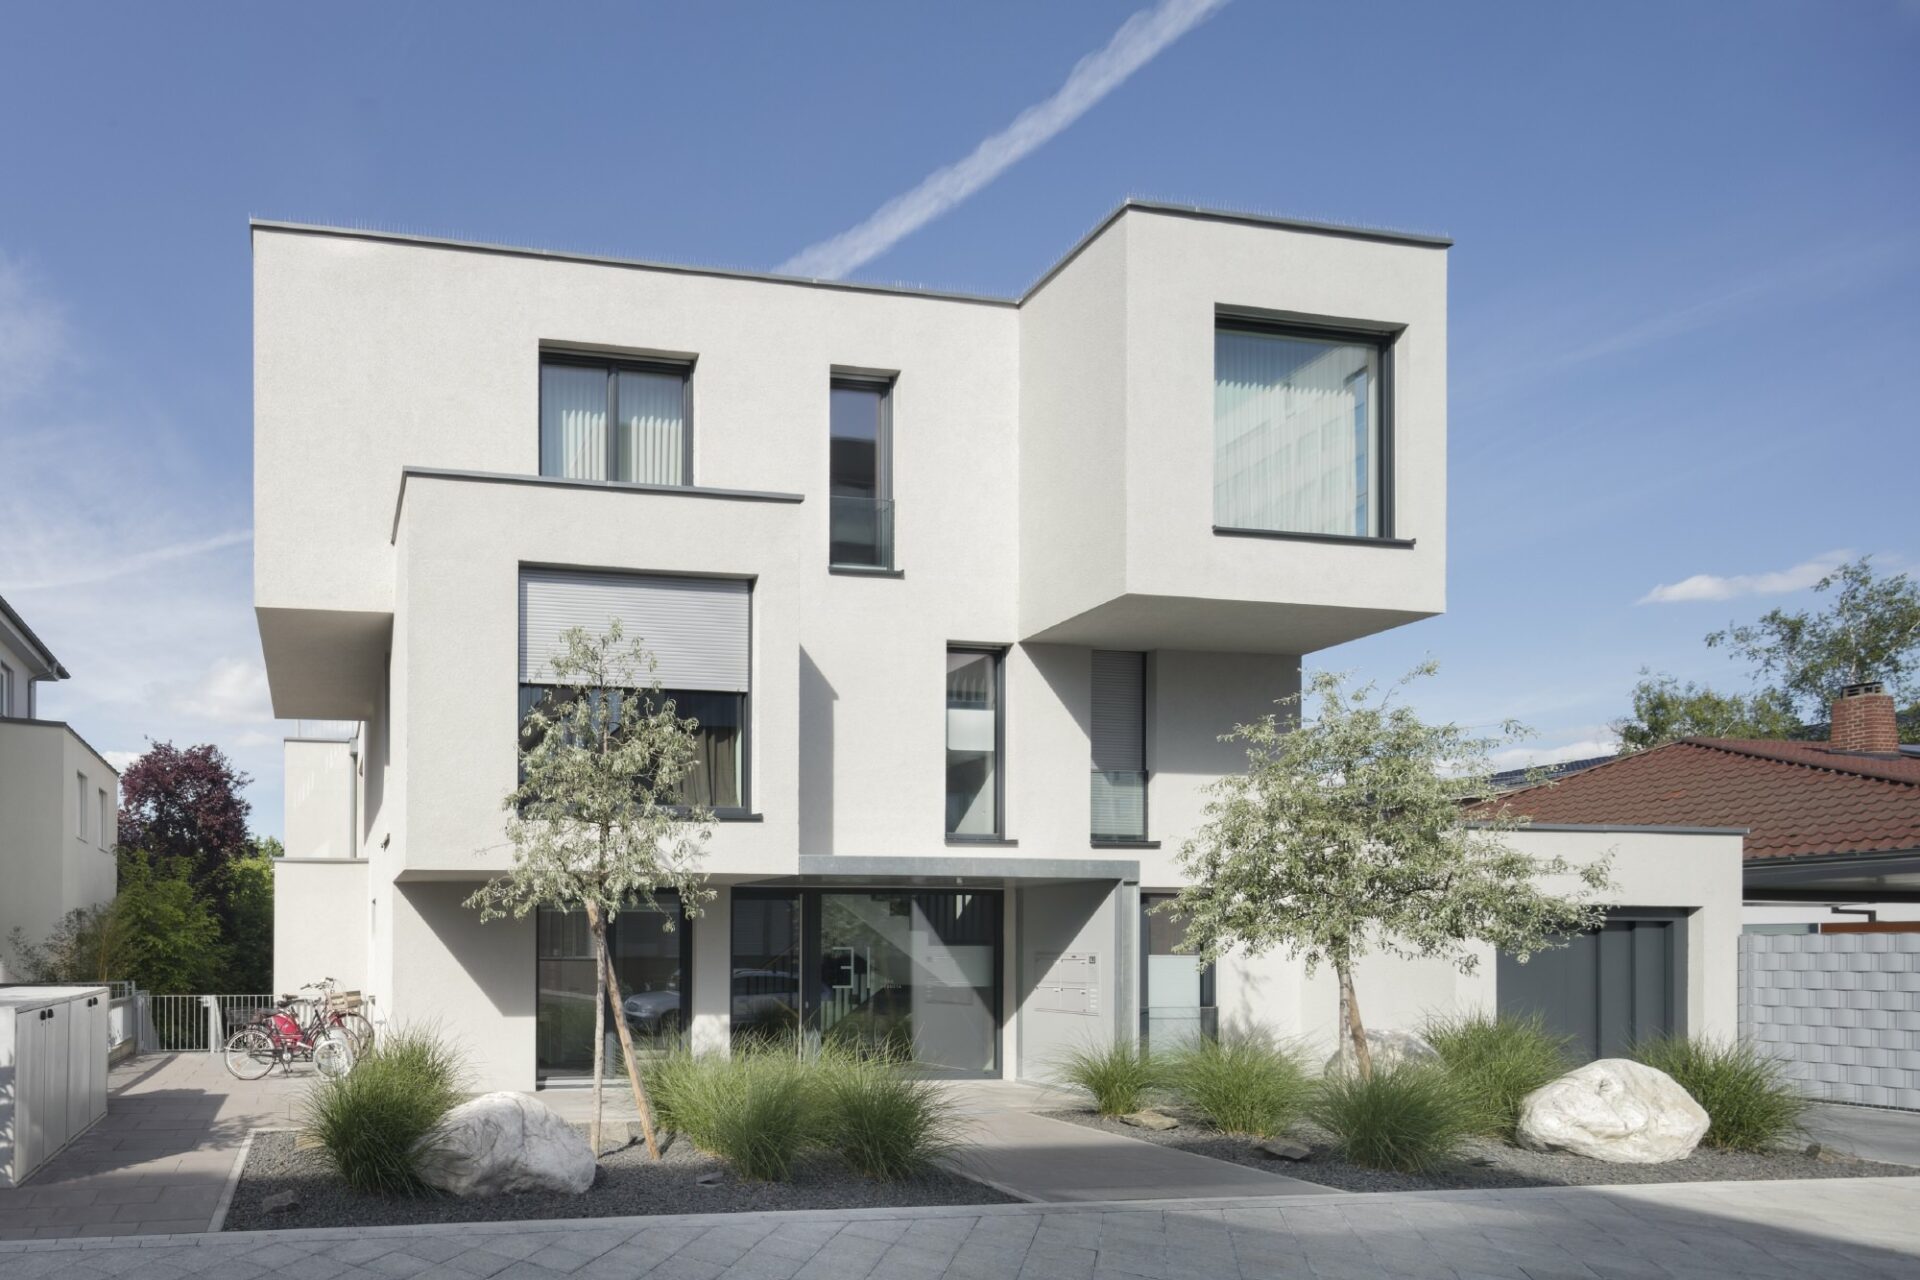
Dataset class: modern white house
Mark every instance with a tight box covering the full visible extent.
[0,596,119,979]
[254,200,1741,1091]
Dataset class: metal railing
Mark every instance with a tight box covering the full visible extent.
[138,993,276,1053]
[830,495,895,570]
[1091,769,1147,842]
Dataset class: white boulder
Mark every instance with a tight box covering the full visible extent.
[1516,1059,1708,1164]
[1323,1029,1441,1077]
[414,1092,596,1196]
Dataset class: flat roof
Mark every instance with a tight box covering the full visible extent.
[250,198,1451,309]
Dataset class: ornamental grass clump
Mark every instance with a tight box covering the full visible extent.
[1424,1011,1573,1139]
[1631,1035,1807,1152]
[302,1026,466,1196]
[645,1045,817,1181]
[1309,1064,1472,1173]
[1162,1034,1315,1137]
[817,1047,960,1180]
[1059,1039,1159,1116]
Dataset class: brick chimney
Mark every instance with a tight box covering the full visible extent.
[1830,681,1899,753]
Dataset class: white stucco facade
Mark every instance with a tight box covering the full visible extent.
[0,600,118,980]
[255,202,1737,1090]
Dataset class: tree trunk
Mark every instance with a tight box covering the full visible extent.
[1336,956,1373,1081]
[588,911,607,1155]
[598,934,663,1159]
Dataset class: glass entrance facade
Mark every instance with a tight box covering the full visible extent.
[734,888,1002,1076]
[536,894,689,1080]
[1140,892,1217,1048]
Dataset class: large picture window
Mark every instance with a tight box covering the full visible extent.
[518,568,750,814]
[540,354,691,486]
[1214,321,1390,538]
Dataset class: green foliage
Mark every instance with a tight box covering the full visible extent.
[1631,1035,1807,1152]
[1613,672,1801,752]
[816,1047,959,1180]
[1161,1034,1315,1137]
[111,850,229,993]
[1309,1065,1473,1173]
[1706,557,1920,734]
[1058,1039,1160,1116]
[302,1027,466,1196]
[1163,663,1613,1075]
[220,850,276,993]
[643,1045,817,1181]
[6,904,122,984]
[1423,1011,1572,1139]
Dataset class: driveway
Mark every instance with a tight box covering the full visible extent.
[0,1053,307,1239]
[1804,1104,1920,1168]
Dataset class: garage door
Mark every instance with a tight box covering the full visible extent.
[1497,909,1686,1062]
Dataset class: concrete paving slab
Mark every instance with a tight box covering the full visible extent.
[1803,1104,1920,1168]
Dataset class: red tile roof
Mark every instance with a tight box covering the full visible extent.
[1485,740,1920,861]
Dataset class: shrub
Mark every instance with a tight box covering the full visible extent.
[1162,1034,1315,1137]
[303,1026,465,1195]
[1058,1039,1159,1116]
[817,1048,959,1180]
[1424,1011,1572,1139]
[1631,1035,1807,1152]
[1309,1065,1472,1173]
[644,1045,817,1181]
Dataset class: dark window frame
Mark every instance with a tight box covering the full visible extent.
[944,644,1007,842]
[828,374,895,571]
[516,682,754,820]
[539,350,695,487]
[534,892,694,1083]
[1090,650,1150,845]
[1213,314,1398,541]
[1139,891,1217,1044]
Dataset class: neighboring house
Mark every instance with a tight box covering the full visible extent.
[1494,684,1920,1106]
[0,595,119,980]
[253,200,1740,1091]
[1494,684,1920,928]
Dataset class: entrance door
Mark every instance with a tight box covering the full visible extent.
[536,895,689,1081]
[1497,909,1685,1062]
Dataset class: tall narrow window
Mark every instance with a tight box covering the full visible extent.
[1091,651,1146,841]
[1215,321,1389,537]
[539,355,690,486]
[76,772,89,841]
[945,647,1002,838]
[1141,893,1216,1047]
[829,378,893,569]
[98,788,111,850]
[0,662,13,716]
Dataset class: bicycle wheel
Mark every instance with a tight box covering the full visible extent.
[335,1012,376,1058]
[314,1030,354,1079]
[224,1027,279,1081]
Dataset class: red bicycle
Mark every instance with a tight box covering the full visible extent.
[222,978,366,1080]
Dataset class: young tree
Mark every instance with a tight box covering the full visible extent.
[1612,671,1801,751]
[110,850,230,993]
[1707,556,1920,740]
[466,623,715,1156]
[1162,664,1614,1079]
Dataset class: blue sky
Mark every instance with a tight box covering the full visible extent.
[2,1,1916,837]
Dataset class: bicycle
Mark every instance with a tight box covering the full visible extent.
[222,978,363,1080]
[281,977,377,1059]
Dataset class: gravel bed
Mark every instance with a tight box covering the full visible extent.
[1041,1107,1919,1193]
[223,1127,1013,1231]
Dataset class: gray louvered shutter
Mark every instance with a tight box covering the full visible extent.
[1091,651,1145,772]
[518,568,749,692]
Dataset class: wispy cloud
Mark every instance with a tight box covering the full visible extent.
[1,529,251,592]
[1488,734,1619,772]
[1637,549,1851,605]
[0,254,69,404]
[777,0,1227,280]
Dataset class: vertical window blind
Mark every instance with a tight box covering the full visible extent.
[1091,650,1146,840]
[1214,326,1381,537]
[539,359,689,486]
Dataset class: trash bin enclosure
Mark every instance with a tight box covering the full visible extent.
[0,985,111,1187]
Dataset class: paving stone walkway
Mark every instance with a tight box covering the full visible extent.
[0,1054,306,1239]
[1,1176,1916,1279]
